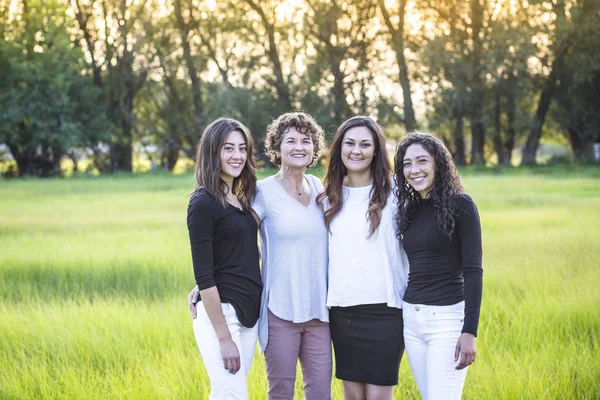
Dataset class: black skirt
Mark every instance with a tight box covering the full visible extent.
[329,303,404,386]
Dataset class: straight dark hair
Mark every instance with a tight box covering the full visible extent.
[194,118,257,209]
[317,116,392,237]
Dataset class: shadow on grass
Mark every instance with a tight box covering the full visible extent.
[0,263,190,303]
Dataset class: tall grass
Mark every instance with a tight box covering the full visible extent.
[1,167,598,399]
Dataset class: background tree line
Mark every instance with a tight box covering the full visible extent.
[0,0,599,177]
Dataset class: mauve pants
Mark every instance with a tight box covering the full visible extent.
[264,311,332,400]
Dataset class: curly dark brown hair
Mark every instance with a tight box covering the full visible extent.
[264,112,325,167]
[394,131,464,239]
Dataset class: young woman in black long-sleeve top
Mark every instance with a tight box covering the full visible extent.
[394,132,483,400]
[187,118,262,399]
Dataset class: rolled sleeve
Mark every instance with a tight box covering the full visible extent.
[251,182,267,222]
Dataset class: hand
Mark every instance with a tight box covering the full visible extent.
[187,286,200,319]
[219,337,241,374]
[454,332,476,370]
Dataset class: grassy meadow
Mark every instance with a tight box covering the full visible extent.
[1,167,599,399]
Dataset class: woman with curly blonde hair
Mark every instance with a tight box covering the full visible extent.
[255,112,331,400]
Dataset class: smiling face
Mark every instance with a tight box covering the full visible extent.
[277,127,314,169]
[403,143,436,199]
[341,126,375,176]
[219,130,247,183]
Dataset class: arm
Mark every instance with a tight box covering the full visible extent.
[199,286,241,374]
[249,183,266,258]
[454,194,483,369]
[187,194,240,374]
[187,286,200,318]
[458,194,483,336]
[250,182,266,226]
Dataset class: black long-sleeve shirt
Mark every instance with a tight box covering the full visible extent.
[402,194,483,336]
[187,189,262,328]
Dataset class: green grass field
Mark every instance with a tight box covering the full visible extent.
[1,167,599,399]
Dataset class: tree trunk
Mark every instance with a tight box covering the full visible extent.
[379,0,416,132]
[38,147,63,177]
[174,0,203,120]
[7,143,28,177]
[7,142,63,177]
[492,87,504,165]
[330,52,346,125]
[109,0,134,173]
[359,75,369,115]
[521,78,558,165]
[245,0,293,110]
[503,74,517,165]
[469,0,486,166]
[452,108,466,166]
[162,148,179,172]
[69,152,79,173]
[567,128,597,163]
[470,116,485,165]
[73,0,102,87]
[521,33,571,165]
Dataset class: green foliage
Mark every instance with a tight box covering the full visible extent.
[0,0,108,177]
[1,0,600,175]
[551,3,600,161]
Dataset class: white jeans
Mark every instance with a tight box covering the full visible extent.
[402,301,469,400]
[193,302,258,400]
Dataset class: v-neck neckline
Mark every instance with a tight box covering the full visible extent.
[226,202,246,213]
[273,175,313,209]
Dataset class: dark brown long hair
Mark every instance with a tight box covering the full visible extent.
[194,118,257,209]
[317,116,392,237]
[393,131,464,238]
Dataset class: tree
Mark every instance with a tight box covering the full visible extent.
[520,0,597,164]
[0,0,108,177]
[418,0,472,164]
[243,0,294,110]
[304,0,379,126]
[72,0,151,172]
[173,0,204,125]
[486,1,538,165]
[378,0,417,132]
[552,1,600,162]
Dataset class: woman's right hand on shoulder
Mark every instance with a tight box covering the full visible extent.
[187,286,200,318]
[219,337,241,374]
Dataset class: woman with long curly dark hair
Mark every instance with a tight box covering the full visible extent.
[318,116,409,400]
[394,132,483,400]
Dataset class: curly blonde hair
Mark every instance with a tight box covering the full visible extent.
[264,112,325,167]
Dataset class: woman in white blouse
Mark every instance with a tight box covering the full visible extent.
[317,116,409,400]
[251,112,331,400]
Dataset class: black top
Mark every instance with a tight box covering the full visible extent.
[187,189,262,328]
[402,194,483,336]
